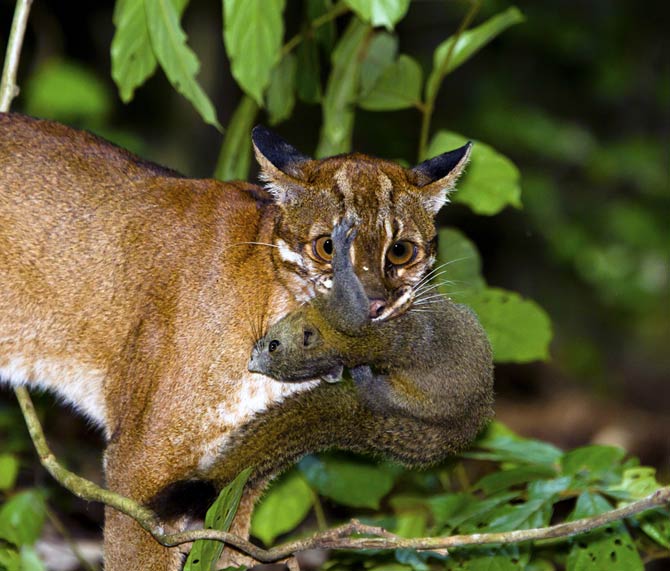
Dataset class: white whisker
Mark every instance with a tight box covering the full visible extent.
[232,241,280,249]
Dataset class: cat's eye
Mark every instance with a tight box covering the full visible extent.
[268,340,280,352]
[313,236,334,262]
[387,241,416,266]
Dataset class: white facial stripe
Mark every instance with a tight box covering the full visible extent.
[334,165,355,214]
[276,239,305,268]
[376,173,392,222]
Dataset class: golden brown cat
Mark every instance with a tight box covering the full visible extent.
[0,112,477,570]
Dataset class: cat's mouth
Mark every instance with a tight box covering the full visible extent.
[371,286,413,323]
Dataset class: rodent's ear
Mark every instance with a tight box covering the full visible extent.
[410,142,472,215]
[302,326,321,348]
[252,125,312,204]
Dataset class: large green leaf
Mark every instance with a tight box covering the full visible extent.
[266,54,297,126]
[0,491,47,547]
[111,0,188,102]
[472,423,562,466]
[295,34,322,104]
[213,95,259,181]
[0,455,19,492]
[299,454,396,509]
[566,492,644,571]
[316,18,371,157]
[223,0,286,106]
[24,59,112,123]
[344,0,410,30]
[462,287,552,363]
[184,467,252,571]
[145,0,220,129]
[561,445,625,483]
[436,228,486,294]
[426,7,524,100]
[359,32,397,96]
[358,55,422,111]
[250,469,313,546]
[427,131,522,215]
[473,465,557,496]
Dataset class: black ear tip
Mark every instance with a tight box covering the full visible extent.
[412,140,473,184]
[251,124,272,146]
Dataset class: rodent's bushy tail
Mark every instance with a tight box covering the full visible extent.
[207,378,493,487]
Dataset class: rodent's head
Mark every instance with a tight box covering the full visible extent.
[252,125,471,321]
[248,309,343,383]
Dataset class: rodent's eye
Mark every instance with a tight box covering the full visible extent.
[268,340,280,353]
[387,241,416,266]
[313,236,333,262]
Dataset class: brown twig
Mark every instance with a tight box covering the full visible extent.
[0,0,32,111]
[14,387,670,564]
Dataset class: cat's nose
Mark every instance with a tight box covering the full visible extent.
[369,299,386,318]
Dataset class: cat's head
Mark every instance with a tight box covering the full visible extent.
[252,126,471,321]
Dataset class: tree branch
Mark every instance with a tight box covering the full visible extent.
[0,0,32,112]
[14,387,670,564]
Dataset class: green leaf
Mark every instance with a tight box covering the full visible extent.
[0,491,47,546]
[473,465,557,496]
[223,0,286,106]
[299,454,396,509]
[213,95,259,181]
[566,494,643,571]
[295,36,322,104]
[637,508,670,549]
[446,545,529,571]
[184,467,252,571]
[111,0,156,102]
[473,425,562,466]
[561,446,625,482]
[446,492,520,532]
[437,228,486,294]
[344,0,410,30]
[308,0,336,51]
[359,33,398,96]
[266,54,297,126]
[569,491,612,520]
[250,469,313,546]
[18,546,45,571]
[111,0,188,102]
[0,455,19,492]
[486,498,551,532]
[316,18,371,157]
[358,55,422,111]
[145,0,221,129]
[0,547,20,571]
[23,59,112,124]
[427,493,472,531]
[461,287,552,363]
[606,467,661,500]
[426,7,524,100]
[427,131,522,215]
[527,476,573,501]
[389,496,429,538]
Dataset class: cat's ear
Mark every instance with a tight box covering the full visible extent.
[252,125,311,203]
[411,142,472,215]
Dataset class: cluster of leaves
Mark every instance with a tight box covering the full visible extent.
[185,423,669,571]
[0,452,47,571]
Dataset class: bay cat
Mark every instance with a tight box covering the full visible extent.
[0,112,490,569]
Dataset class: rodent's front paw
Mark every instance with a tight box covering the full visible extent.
[332,217,358,253]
